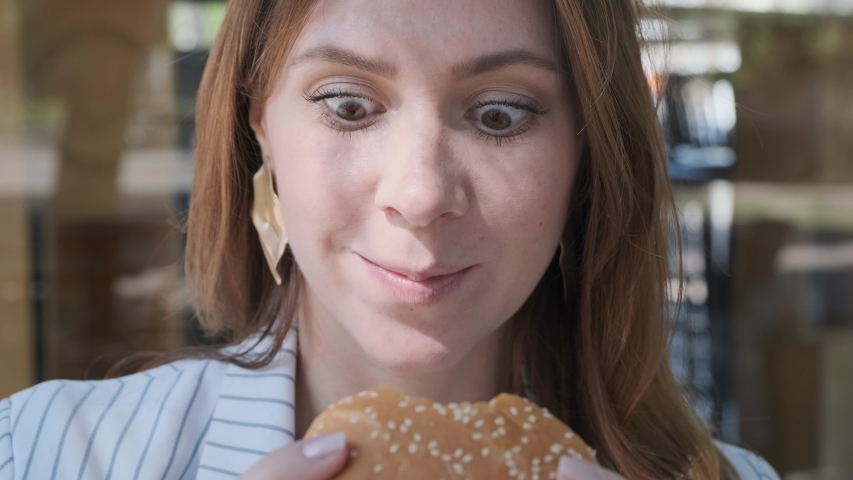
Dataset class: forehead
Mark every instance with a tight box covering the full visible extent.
[287,0,559,74]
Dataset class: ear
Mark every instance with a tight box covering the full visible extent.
[248,96,271,158]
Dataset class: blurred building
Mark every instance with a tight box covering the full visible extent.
[0,1,851,478]
[648,3,853,478]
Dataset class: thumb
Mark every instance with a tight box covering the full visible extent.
[239,432,349,480]
[557,456,626,480]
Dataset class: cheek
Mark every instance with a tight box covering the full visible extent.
[266,112,370,257]
[479,147,575,253]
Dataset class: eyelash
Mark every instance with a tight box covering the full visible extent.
[302,87,549,146]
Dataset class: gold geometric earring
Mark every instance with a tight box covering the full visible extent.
[251,156,288,285]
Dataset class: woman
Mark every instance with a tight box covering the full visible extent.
[0,0,779,478]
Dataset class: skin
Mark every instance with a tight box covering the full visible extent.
[247,0,623,477]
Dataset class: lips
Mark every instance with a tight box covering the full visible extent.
[357,254,475,305]
[366,257,469,281]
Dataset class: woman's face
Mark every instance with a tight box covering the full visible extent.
[251,0,579,373]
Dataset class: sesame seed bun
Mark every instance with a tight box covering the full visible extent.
[305,387,598,479]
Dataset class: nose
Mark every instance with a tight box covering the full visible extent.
[374,110,469,228]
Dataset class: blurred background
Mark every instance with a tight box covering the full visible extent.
[0,0,851,477]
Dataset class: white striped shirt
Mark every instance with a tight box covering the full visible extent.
[0,323,778,479]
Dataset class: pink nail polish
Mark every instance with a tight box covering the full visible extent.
[558,456,602,479]
[303,432,346,459]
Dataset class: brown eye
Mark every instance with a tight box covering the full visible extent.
[473,104,525,132]
[336,101,368,121]
[480,109,512,130]
[325,96,378,122]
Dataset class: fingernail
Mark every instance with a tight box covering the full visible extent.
[558,456,602,479]
[303,432,346,459]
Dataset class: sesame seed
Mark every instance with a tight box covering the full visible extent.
[462,453,472,463]
[357,391,368,397]
[399,425,408,434]
[442,453,452,461]
[529,414,537,423]
[403,418,413,426]
[549,472,556,479]
[542,409,553,418]
[509,468,519,476]
[474,419,485,428]
[373,464,383,473]
[389,444,399,454]
[409,443,418,454]
[428,440,438,449]
[415,405,428,413]
[388,420,396,430]
[472,432,483,440]
[370,430,379,439]
[495,416,505,425]
[519,473,526,479]
[448,402,458,409]
[454,448,463,458]
[510,406,519,416]
[532,457,541,465]
[550,444,562,454]
[382,432,391,441]
[504,451,513,459]
[512,445,522,454]
[521,436,529,444]
[544,454,554,463]
[398,401,408,407]
[368,391,378,397]
[564,431,575,439]
[523,423,533,430]
[453,463,464,474]
[482,447,490,456]
[365,406,374,413]
[497,427,507,435]
[349,415,359,424]
[413,433,422,442]
[525,405,533,412]
[431,449,440,457]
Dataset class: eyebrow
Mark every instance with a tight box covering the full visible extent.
[289,45,560,81]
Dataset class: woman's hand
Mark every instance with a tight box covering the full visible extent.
[238,432,349,480]
[237,432,622,480]
[557,456,626,480]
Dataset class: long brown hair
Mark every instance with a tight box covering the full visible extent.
[175,0,738,478]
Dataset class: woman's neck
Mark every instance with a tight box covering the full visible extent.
[293,292,514,439]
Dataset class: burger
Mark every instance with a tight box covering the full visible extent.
[305,387,598,479]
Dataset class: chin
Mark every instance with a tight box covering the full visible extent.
[352,314,468,375]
